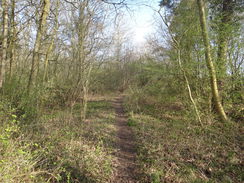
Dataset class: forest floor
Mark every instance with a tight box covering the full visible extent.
[1,94,242,183]
[112,96,139,183]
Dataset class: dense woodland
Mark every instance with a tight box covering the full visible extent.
[0,0,243,182]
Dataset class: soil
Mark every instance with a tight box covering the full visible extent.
[112,96,139,183]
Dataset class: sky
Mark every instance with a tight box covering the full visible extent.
[126,0,160,46]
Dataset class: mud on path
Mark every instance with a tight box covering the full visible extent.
[112,96,139,183]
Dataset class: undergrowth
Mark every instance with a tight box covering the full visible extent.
[124,93,243,183]
[0,96,116,183]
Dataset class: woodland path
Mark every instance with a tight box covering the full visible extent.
[112,96,139,183]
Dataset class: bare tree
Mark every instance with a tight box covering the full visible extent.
[0,0,9,89]
[8,0,17,80]
[43,0,59,82]
[28,0,50,91]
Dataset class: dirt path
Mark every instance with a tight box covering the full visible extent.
[112,96,139,183]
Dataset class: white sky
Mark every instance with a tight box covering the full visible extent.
[126,0,159,46]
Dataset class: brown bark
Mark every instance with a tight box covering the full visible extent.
[0,0,9,89]
[81,65,92,120]
[28,0,50,91]
[9,0,16,80]
[77,0,93,120]
[43,0,59,82]
[197,0,228,122]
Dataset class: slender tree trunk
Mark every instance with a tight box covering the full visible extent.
[197,0,228,122]
[28,0,50,91]
[43,0,59,82]
[177,49,202,125]
[0,0,9,89]
[76,0,92,120]
[9,0,16,80]
[158,9,203,125]
[81,65,92,120]
[43,41,53,82]
[82,85,88,120]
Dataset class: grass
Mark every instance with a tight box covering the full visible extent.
[124,90,243,182]
[1,91,242,182]
[125,106,243,182]
[0,96,117,183]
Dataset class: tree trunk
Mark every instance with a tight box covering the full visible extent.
[157,8,203,125]
[197,0,228,122]
[43,0,59,82]
[43,40,53,82]
[81,65,92,120]
[9,0,16,80]
[28,0,50,91]
[0,0,9,89]
[217,0,234,80]
[177,49,202,125]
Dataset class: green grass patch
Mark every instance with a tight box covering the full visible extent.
[127,118,137,127]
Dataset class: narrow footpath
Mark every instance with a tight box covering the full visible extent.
[112,96,139,183]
